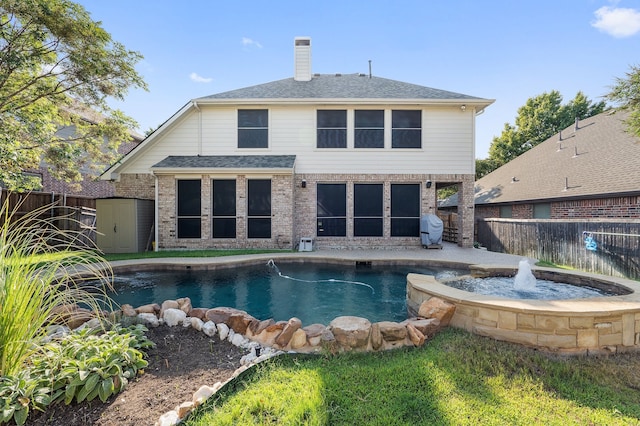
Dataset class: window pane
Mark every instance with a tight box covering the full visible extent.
[355,110,384,127]
[213,180,236,216]
[317,184,346,217]
[354,218,383,237]
[177,180,200,216]
[238,109,268,127]
[392,129,421,148]
[500,205,513,218]
[317,129,347,148]
[392,110,421,128]
[238,129,268,148]
[213,218,236,238]
[317,218,346,236]
[248,180,271,216]
[391,184,420,217]
[248,218,271,238]
[355,129,384,148]
[354,184,383,216]
[317,110,346,127]
[177,218,201,238]
[533,203,551,219]
[391,218,420,237]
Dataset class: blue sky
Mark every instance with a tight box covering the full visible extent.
[77,0,640,158]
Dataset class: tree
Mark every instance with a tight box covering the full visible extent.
[606,64,640,138]
[0,0,147,191]
[483,91,607,171]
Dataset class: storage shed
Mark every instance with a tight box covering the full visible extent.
[96,198,154,253]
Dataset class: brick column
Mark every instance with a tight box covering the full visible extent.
[457,176,475,247]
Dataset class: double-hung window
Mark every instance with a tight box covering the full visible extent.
[354,184,383,236]
[390,184,420,236]
[317,110,347,148]
[247,179,271,238]
[238,109,268,148]
[212,179,236,238]
[392,110,421,148]
[355,110,384,148]
[317,183,346,236]
[177,179,201,238]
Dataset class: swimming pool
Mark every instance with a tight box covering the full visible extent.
[108,261,462,325]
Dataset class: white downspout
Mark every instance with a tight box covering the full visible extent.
[154,174,159,252]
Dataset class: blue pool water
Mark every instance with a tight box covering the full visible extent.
[108,262,462,325]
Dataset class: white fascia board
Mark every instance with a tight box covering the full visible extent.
[195,97,495,108]
[100,101,195,180]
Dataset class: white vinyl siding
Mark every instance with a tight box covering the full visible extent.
[119,105,475,175]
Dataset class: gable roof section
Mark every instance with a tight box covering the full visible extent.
[196,74,493,109]
[470,110,640,206]
[151,155,296,173]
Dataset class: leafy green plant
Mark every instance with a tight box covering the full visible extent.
[0,325,154,425]
[0,198,114,377]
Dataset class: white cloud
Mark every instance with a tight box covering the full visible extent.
[592,5,640,37]
[189,72,213,83]
[242,37,263,48]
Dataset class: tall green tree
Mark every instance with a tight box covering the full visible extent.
[484,91,607,172]
[606,64,640,138]
[0,0,147,190]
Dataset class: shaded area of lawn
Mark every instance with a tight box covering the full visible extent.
[186,328,640,425]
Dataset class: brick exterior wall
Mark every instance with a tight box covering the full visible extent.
[475,195,640,220]
[117,172,476,250]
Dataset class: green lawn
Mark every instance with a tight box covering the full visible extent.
[103,249,288,262]
[185,328,640,426]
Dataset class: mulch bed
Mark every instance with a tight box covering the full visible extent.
[29,326,246,425]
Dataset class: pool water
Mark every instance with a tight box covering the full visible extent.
[443,276,615,300]
[108,262,461,325]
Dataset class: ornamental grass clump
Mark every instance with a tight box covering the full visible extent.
[0,198,114,378]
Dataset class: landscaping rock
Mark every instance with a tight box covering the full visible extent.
[202,320,217,337]
[329,316,371,350]
[176,297,192,314]
[403,317,442,338]
[190,317,205,332]
[289,328,308,349]
[418,297,456,326]
[378,321,407,341]
[275,317,302,347]
[163,308,187,327]
[187,308,208,320]
[192,383,221,406]
[160,300,179,318]
[303,323,327,346]
[136,303,160,315]
[138,313,160,328]
[217,323,230,340]
[156,410,179,426]
[370,322,383,350]
[120,304,138,317]
[406,323,425,347]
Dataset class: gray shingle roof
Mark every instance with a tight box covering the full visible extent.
[151,155,296,169]
[197,74,485,101]
[446,110,639,207]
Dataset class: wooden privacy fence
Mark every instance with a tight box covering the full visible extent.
[0,190,97,246]
[476,218,640,280]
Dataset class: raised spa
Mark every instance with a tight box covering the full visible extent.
[407,262,640,355]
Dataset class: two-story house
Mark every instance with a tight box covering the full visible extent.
[101,37,493,251]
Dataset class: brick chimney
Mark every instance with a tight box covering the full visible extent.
[294,37,312,82]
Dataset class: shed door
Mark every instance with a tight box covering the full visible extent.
[97,200,136,253]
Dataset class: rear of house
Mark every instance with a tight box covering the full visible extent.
[102,37,493,251]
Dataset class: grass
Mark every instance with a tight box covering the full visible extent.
[103,249,289,262]
[185,328,640,426]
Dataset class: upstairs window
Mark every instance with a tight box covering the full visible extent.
[392,110,421,148]
[355,110,384,148]
[317,110,347,148]
[238,109,268,148]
